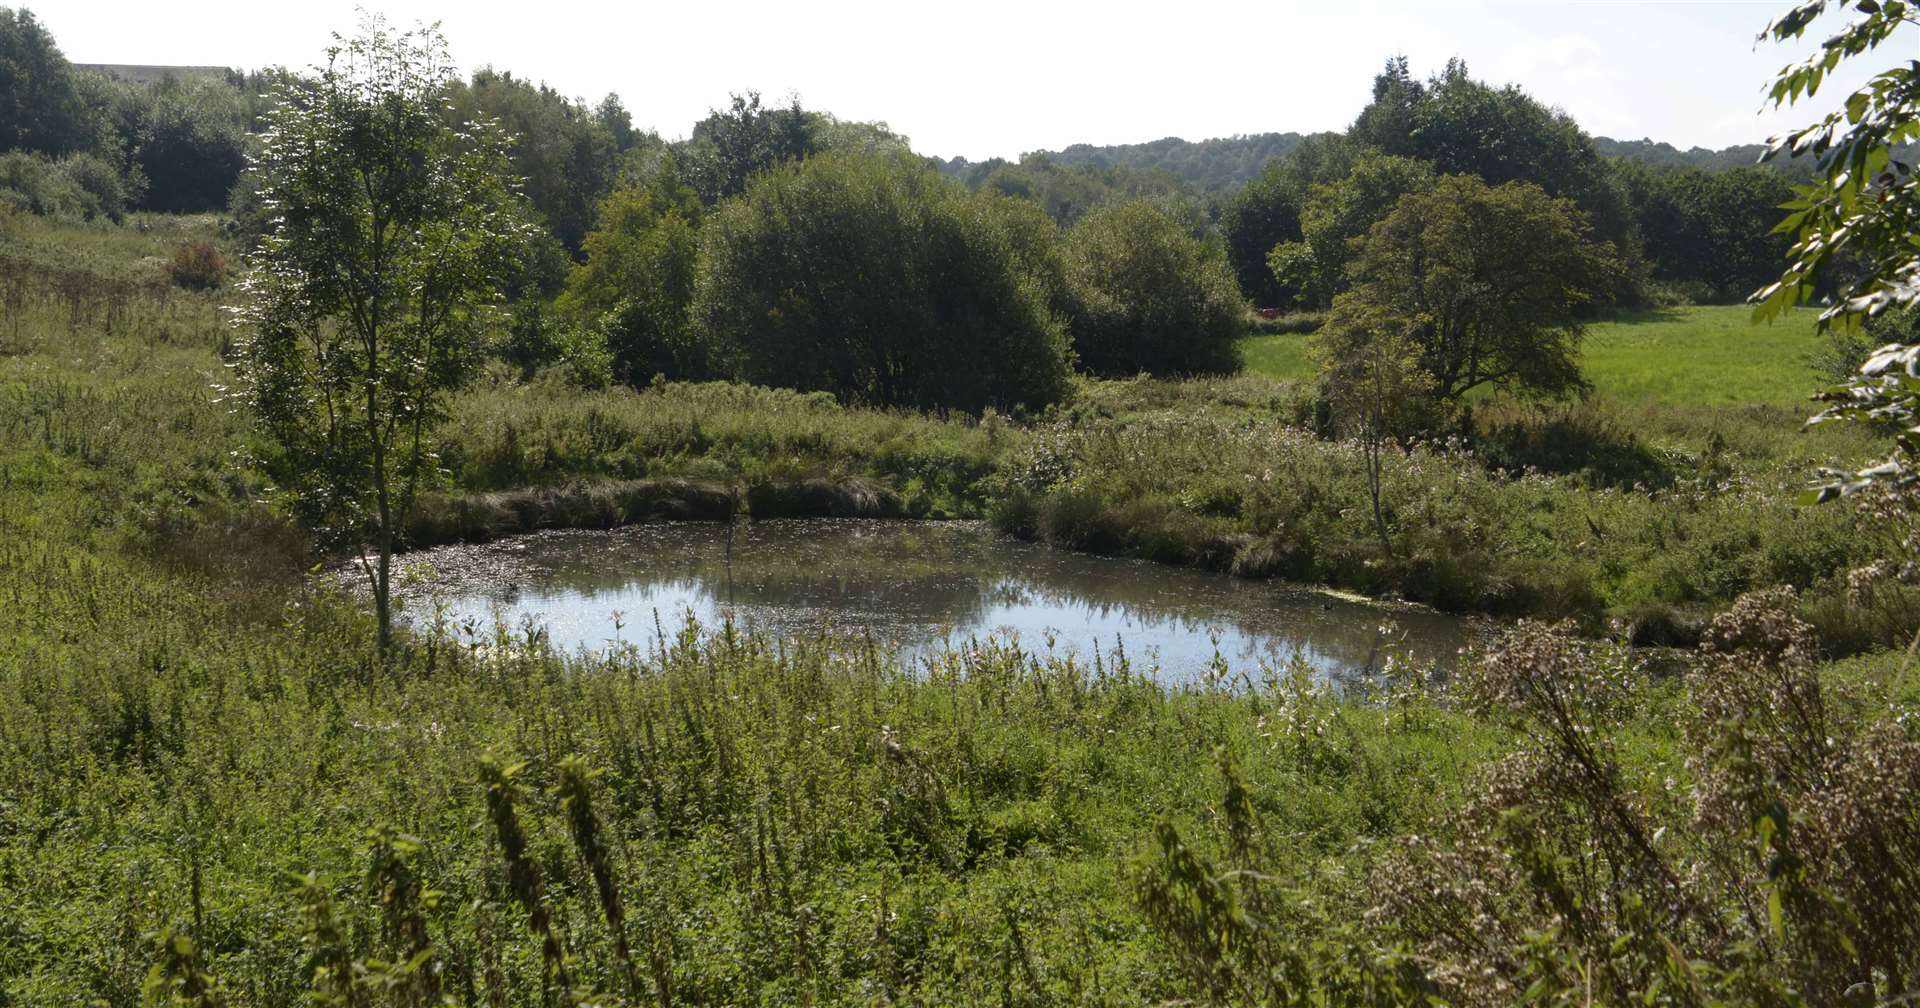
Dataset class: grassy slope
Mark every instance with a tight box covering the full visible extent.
[1240,304,1825,407]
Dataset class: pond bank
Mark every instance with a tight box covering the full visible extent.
[405,475,910,546]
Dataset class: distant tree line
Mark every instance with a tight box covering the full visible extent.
[1217,57,1805,311]
[2,4,1840,421]
[939,132,1315,194]
[0,7,260,219]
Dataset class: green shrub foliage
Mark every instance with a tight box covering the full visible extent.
[692,151,1072,412]
[1062,199,1246,377]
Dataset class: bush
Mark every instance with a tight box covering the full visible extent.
[134,81,249,214]
[693,151,1072,412]
[165,241,225,290]
[559,167,706,384]
[0,151,97,219]
[1062,199,1246,376]
[54,152,143,222]
[1469,400,1672,489]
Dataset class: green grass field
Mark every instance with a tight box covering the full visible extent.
[1240,304,1827,407]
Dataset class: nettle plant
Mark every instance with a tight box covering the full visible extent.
[1751,0,1920,499]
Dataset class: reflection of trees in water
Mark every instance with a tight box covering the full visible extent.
[401,519,1461,673]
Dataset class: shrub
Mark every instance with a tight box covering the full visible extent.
[0,150,95,219]
[559,166,706,384]
[1062,199,1246,376]
[165,241,225,290]
[57,152,144,222]
[693,151,1072,412]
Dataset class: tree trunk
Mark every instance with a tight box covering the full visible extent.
[374,541,392,653]
[1366,430,1393,556]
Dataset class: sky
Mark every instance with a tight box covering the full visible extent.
[36,0,1896,161]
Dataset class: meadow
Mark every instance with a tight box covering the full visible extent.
[2,212,1918,1005]
[1240,304,1827,407]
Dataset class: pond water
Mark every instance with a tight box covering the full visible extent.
[393,519,1464,683]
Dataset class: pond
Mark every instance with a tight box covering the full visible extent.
[393,519,1464,683]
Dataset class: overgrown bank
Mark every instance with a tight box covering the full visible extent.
[432,371,1901,654]
[2,208,1905,658]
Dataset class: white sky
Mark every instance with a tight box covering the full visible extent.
[37,0,1903,161]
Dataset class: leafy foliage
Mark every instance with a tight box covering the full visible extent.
[947,153,1203,230]
[691,151,1072,411]
[234,18,533,648]
[678,90,819,206]
[131,75,248,213]
[558,161,705,383]
[1617,161,1798,303]
[444,69,646,251]
[1061,199,1245,377]
[940,131,1315,193]
[1350,57,1639,287]
[0,6,87,154]
[1268,152,1435,310]
[0,149,139,220]
[1751,0,1920,500]
[1318,174,1621,403]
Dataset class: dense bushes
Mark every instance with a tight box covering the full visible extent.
[1061,199,1246,376]
[692,152,1073,412]
[0,150,140,220]
[129,78,248,213]
[557,166,705,382]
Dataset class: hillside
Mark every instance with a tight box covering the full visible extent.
[940,130,1823,195]
[939,131,1323,192]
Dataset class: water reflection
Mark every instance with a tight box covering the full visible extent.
[394,519,1462,682]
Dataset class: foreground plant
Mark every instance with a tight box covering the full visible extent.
[1752,0,1920,499]
[233,16,532,650]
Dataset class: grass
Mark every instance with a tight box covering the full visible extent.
[1581,305,1826,407]
[1240,304,1826,408]
[1236,326,1317,383]
[3,212,1919,1003]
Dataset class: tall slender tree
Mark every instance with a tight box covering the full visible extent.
[235,18,531,650]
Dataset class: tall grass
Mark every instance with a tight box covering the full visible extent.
[990,387,1899,649]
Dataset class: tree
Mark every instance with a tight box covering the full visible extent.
[1061,199,1246,376]
[1317,308,1433,553]
[1349,57,1638,278]
[134,76,248,213]
[1615,161,1795,302]
[1752,0,1920,500]
[691,151,1071,411]
[1268,152,1435,309]
[942,132,1313,193]
[558,160,705,382]
[974,155,1201,230]
[235,20,532,651]
[0,7,85,154]
[444,69,622,251]
[679,91,818,205]
[1319,175,1620,403]
[1219,159,1305,307]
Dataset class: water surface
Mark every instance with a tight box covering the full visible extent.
[395,520,1462,682]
